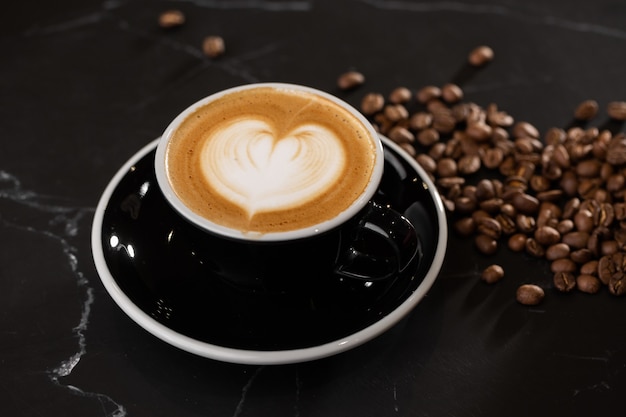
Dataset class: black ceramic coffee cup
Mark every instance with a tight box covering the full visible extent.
[154,83,420,292]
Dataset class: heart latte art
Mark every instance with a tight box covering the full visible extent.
[164,86,377,234]
[200,119,345,216]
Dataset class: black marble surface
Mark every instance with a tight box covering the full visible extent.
[2,1,626,416]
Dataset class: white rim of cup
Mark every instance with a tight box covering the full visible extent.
[154,83,385,242]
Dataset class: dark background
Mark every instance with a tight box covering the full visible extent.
[2,1,626,416]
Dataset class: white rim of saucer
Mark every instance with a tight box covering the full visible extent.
[153,82,385,242]
[91,136,448,365]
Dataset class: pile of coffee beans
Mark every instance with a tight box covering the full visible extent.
[344,50,626,304]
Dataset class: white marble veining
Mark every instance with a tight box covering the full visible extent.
[0,171,127,416]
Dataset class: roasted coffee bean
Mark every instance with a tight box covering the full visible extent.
[415,155,437,174]
[512,121,539,139]
[516,284,544,305]
[545,243,570,261]
[477,217,502,239]
[158,10,186,28]
[455,196,477,213]
[574,100,599,121]
[607,101,626,121]
[361,93,385,115]
[409,112,433,130]
[475,234,498,255]
[508,233,528,252]
[481,147,505,169]
[441,83,464,103]
[570,248,593,264]
[525,237,545,258]
[384,104,409,122]
[437,158,458,177]
[580,260,598,276]
[417,128,440,147]
[534,226,561,246]
[454,217,475,236]
[480,198,503,214]
[576,159,602,178]
[337,70,365,90]
[481,264,504,284]
[468,45,494,66]
[551,258,577,274]
[512,193,540,214]
[574,210,594,232]
[496,213,517,235]
[556,219,575,234]
[562,231,590,249]
[577,274,601,294]
[416,85,441,103]
[388,87,412,104]
[202,36,226,58]
[516,214,536,234]
[388,126,415,144]
[466,122,492,141]
[553,271,576,292]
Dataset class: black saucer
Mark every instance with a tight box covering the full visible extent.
[91,137,447,364]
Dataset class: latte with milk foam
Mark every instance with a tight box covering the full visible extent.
[164,85,378,234]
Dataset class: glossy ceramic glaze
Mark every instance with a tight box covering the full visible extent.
[91,137,447,364]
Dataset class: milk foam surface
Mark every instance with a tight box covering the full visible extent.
[165,86,377,234]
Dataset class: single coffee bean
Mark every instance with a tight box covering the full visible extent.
[409,112,433,130]
[516,284,545,305]
[512,121,539,139]
[481,147,504,169]
[570,248,593,264]
[577,274,601,294]
[508,233,528,252]
[437,158,458,177]
[202,36,225,58]
[496,213,517,235]
[468,45,494,66]
[388,126,415,144]
[580,260,598,276]
[415,154,437,174]
[574,100,599,121]
[525,237,545,258]
[384,104,409,122]
[441,83,464,103]
[556,219,575,234]
[361,93,385,115]
[545,243,570,261]
[158,10,186,28]
[561,231,590,249]
[607,101,626,121]
[512,193,540,214]
[475,234,498,255]
[466,122,493,141]
[551,258,577,274]
[480,198,504,214]
[516,214,536,234]
[574,210,594,233]
[481,264,504,284]
[454,217,475,236]
[553,271,576,292]
[417,128,440,147]
[388,87,412,104]
[337,70,365,90]
[416,85,442,103]
[534,225,561,246]
[477,217,502,239]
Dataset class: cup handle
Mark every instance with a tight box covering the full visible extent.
[334,202,421,281]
